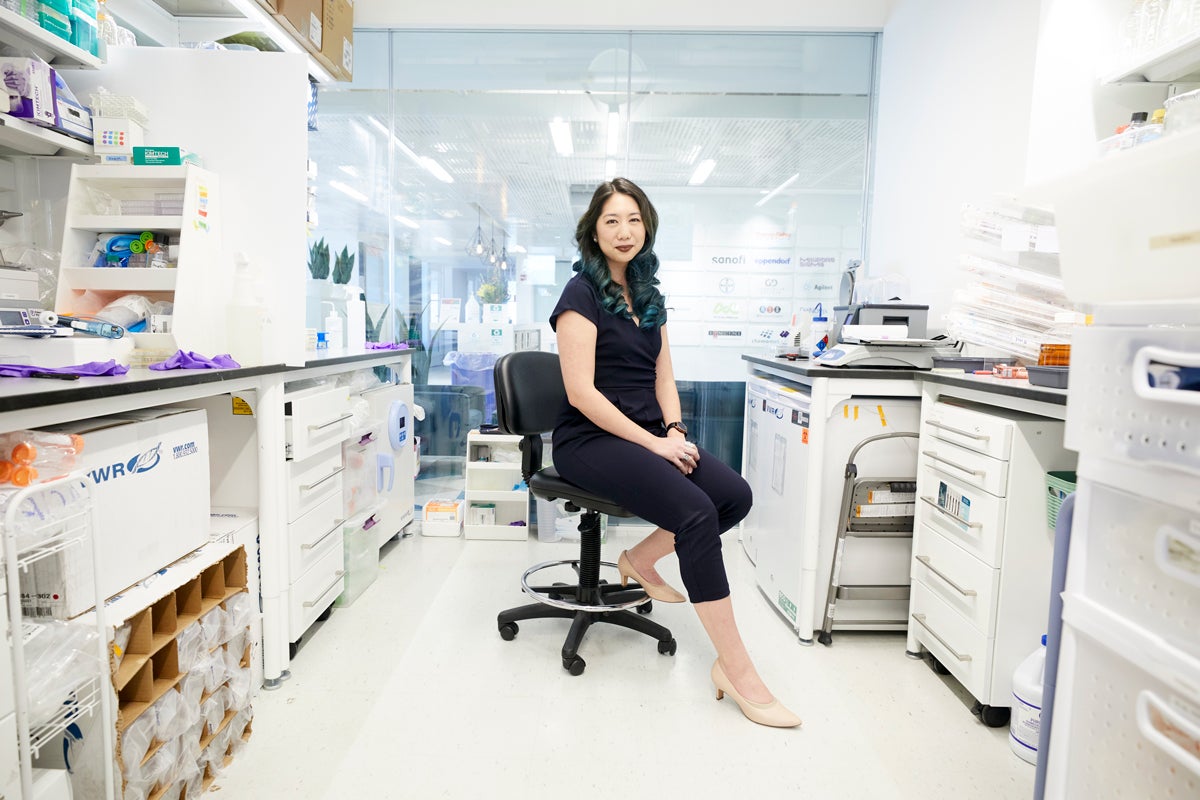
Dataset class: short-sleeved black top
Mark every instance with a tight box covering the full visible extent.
[549,273,663,443]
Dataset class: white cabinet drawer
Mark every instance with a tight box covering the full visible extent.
[924,401,1015,461]
[920,437,1009,497]
[912,523,1000,635]
[917,468,1007,566]
[910,581,994,700]
[286,448,344,523]
[288,492,346,579]
[285,385,353,462]
[289,542,345,641]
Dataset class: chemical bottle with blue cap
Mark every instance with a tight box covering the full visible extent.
[1009,635,1047,765]
[807,303,831,359]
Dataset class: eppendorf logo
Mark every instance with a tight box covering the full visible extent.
[88,442,163,484]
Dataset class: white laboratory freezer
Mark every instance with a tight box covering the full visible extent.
[744,374,920,642]
[360,381,416,550]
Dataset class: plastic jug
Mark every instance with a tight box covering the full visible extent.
[1010,635,1047,765]
[807,303,831,359]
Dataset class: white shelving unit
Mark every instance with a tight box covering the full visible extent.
[1103,26,1200,83]
[464,431,529,541]
[54,164,228,359]
[1,476,115,800]
[0,6,102,70]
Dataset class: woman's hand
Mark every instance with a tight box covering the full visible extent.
[655,433,700,475]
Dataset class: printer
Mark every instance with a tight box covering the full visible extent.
[815,303,960,369]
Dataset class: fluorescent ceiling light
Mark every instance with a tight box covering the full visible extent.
[549,117,573,156]
[606,110,620,156]
[329,180,368,205]
[393,215,420,229]
[684,145,702,165]
[755,173,800,208]
[338,165,359,177]
[605,159,616,180]
[509,244,527,254]
[434,237,453,246]
[688,159,716,186]
[419,156,454,184]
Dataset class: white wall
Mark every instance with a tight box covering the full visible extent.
[355,0,893,30]
[867,0,1044,331]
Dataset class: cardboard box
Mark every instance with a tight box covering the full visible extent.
[91,116,145,155]
[0,57,55,126]
[20,408,212,618]
[275,0,323,52]
[132,146,202,166]
[322,0,354,81]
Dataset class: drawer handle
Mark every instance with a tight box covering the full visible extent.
[1156,524,1200,588]
[301,519,345,550]
[301,466,344,492]
[360,383,396,396]
[911,613,972,662]
[915,555,977,597]
[303,570,346,607]
[1136,690,1200,778]
[922,450,985,478]
[920,496,983,529]
[1132,345,1200,409]
[926,419,990,441]
[308,412,354,431]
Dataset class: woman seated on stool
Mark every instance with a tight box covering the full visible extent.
[549,177,801,729]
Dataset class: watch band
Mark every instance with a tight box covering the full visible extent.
[666,421,688,436]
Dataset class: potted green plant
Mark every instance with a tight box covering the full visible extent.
[333,245,355,285]
[476,267,510,323]
[307,238,330,279]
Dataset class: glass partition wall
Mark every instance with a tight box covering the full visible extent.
[307,30,879,499]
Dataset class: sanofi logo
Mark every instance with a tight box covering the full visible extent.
[88,442,163,484]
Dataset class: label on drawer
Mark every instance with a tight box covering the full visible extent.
[937,481,973,526]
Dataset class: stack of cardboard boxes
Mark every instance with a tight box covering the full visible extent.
[267,0,354,82]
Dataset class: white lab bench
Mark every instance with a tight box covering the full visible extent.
[0,349,412,690]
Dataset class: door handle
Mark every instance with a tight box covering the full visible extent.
[915,555,977,597]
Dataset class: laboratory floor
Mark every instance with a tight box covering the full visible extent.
[215,520,1035,799]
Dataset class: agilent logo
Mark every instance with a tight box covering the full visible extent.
[89,442,162,484]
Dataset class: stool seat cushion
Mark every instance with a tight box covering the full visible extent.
[529,466,635,519]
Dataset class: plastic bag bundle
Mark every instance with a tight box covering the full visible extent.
[184,771,203,800]
[195,650,224,694]
[175,622,203,673]
[178,669,205,709]
[143,737,179,792]
[222,643,242,680]
[199,606,228,650]
[228,707,252,755]
[174,733,203,787]
[224,592,256,632]
[201,741,226,778]
[227,666,252,711]
[123,777,154,800]
[22,620,100,726]
[120,712,156,779]
[151,688,185,743]
[112,622,132,670]
[212,722,235,759]
[226,629,247,662]
[157,781,183,800]
[200,688,226,736]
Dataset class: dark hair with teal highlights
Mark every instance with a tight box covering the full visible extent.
[572,177,667,329]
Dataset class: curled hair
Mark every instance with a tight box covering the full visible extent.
[572,177,667,329]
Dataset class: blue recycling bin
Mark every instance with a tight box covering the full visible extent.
[444,351,498,424]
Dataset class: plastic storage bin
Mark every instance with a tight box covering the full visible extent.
[1044,471,1076,530]
[336,513,379,606]
[1026,365,1069,389]
[445,351,498,424]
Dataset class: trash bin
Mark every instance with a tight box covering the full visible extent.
[444,351,498,424]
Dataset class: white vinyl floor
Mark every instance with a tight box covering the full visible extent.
[215,517,1035,799]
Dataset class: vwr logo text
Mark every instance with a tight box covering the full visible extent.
[88,443,162,484]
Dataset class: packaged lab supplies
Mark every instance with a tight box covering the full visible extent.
[0,57,56,126]
[133,147,202,167]
[92,116,145,156]
[20,408,211,618]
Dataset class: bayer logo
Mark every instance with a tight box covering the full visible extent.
[719,278,735,294]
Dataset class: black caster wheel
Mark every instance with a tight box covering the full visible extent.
[564,655,586,676]
[929,655,951,675]
[974,703,1010,728]
[657,638,677,656]
[817,631,833,646]
[637,600,653,615]
[498,622,518,641]
[288,640,300,660]
[316,605,333,623]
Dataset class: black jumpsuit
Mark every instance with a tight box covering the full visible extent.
[550,273,753,603]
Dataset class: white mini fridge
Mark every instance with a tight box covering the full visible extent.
[360,381,416,551]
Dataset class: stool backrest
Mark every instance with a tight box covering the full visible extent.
[493,351,565,481]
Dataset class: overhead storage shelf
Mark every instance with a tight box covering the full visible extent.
[1103,28,1200,83]
[0,7,103,69]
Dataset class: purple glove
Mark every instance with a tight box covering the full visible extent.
[366,342,409,350]
[0,360,129,378]
[149,351,241,371]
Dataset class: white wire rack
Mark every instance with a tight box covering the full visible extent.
[3,474,115,800]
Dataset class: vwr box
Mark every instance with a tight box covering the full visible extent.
[21,408,211,618]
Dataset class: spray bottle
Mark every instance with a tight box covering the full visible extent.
[323,302,344,351]
[807,303,831,359]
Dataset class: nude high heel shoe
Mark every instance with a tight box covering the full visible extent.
[711,659,802,728]
[617,550,686,603]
